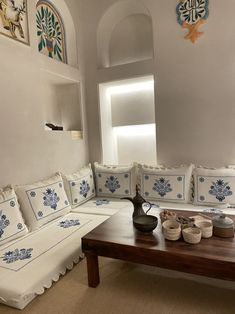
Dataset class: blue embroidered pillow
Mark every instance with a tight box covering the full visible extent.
[94,162,137,198]
[139,164,194,203]
[193,167,235,206]
[15,173,71,231]
[0,187,28,246]
[62,164,95,208]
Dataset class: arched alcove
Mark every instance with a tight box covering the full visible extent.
[97,0,153,68]
[110,14,153,67]
[36,0,78,67]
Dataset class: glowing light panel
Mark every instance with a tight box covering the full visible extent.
[113,124,156,137]
[107,80,154,96]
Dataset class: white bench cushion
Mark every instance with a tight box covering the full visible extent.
[149,201,235,215]
[0,212,108,309]
[72,197,133,216]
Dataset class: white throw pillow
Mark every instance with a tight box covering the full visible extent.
[0,187,28,246]
[193,167,235,206]
[139,164,194,203]
[62,164,95,208]
[16,173,71,231]
[94,162,137,198]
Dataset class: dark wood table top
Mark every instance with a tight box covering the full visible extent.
[82,208,235,281]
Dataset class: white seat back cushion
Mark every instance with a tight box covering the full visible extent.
[139,164,194,203]
[15,173,71,231]
[62,164,95,208]
[0,187,28,246]
[94,162,137,198]
[193,167,235,206]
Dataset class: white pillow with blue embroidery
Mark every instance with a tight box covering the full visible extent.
[94,162,137,198]
[0,187,28,246]
[15,173,71,231]
[139,164,194,203]
[193,167,235,206]
[62,164,95,208]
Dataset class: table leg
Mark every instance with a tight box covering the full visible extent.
[85,253,100,287]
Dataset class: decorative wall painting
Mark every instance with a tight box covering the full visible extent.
[36,0,67,63]
[0,0,29,44]
[176,0,209,43]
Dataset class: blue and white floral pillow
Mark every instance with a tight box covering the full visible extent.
[139,164,194,203]
[0,187,28,246]
[62,164,95,208]
[94,162,137,198]
[15,173,71,231]
[193,167,235,206]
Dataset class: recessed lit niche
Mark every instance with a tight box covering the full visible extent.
[36,0,67,63]
[99,76,157,164]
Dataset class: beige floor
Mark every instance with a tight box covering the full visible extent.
[1,257,235,314]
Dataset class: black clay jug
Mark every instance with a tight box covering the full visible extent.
[122,185,152,218]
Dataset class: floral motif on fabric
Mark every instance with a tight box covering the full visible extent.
[58,219,80,228]
[30,191,36,197]
[153,177,172,197]
[17,223,23,230]
[209,179,233,202]
[95,199,110,206]
[0,210,10,239]
[1,248,33,264]
[10,200,15,207]
[105,176,120,193]
[38,211,43,217]
[80,180,90,198]
[43,188,60,210]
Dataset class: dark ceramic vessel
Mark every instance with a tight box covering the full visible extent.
[133,215,158,233]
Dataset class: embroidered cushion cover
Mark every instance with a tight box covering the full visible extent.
[138,164,194,203]
[94,162,137,198]
[193,167,235,206]
[62,164,95,208]
[0,187,28,246]
[15,173,71,231]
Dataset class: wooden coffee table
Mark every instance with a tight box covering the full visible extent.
[82,208,235,287]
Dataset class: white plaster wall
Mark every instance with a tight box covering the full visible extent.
[0,0,88,186]
[109,14,153,66]
[80,0,235,168]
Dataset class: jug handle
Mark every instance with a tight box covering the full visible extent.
[144,202,152,214]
